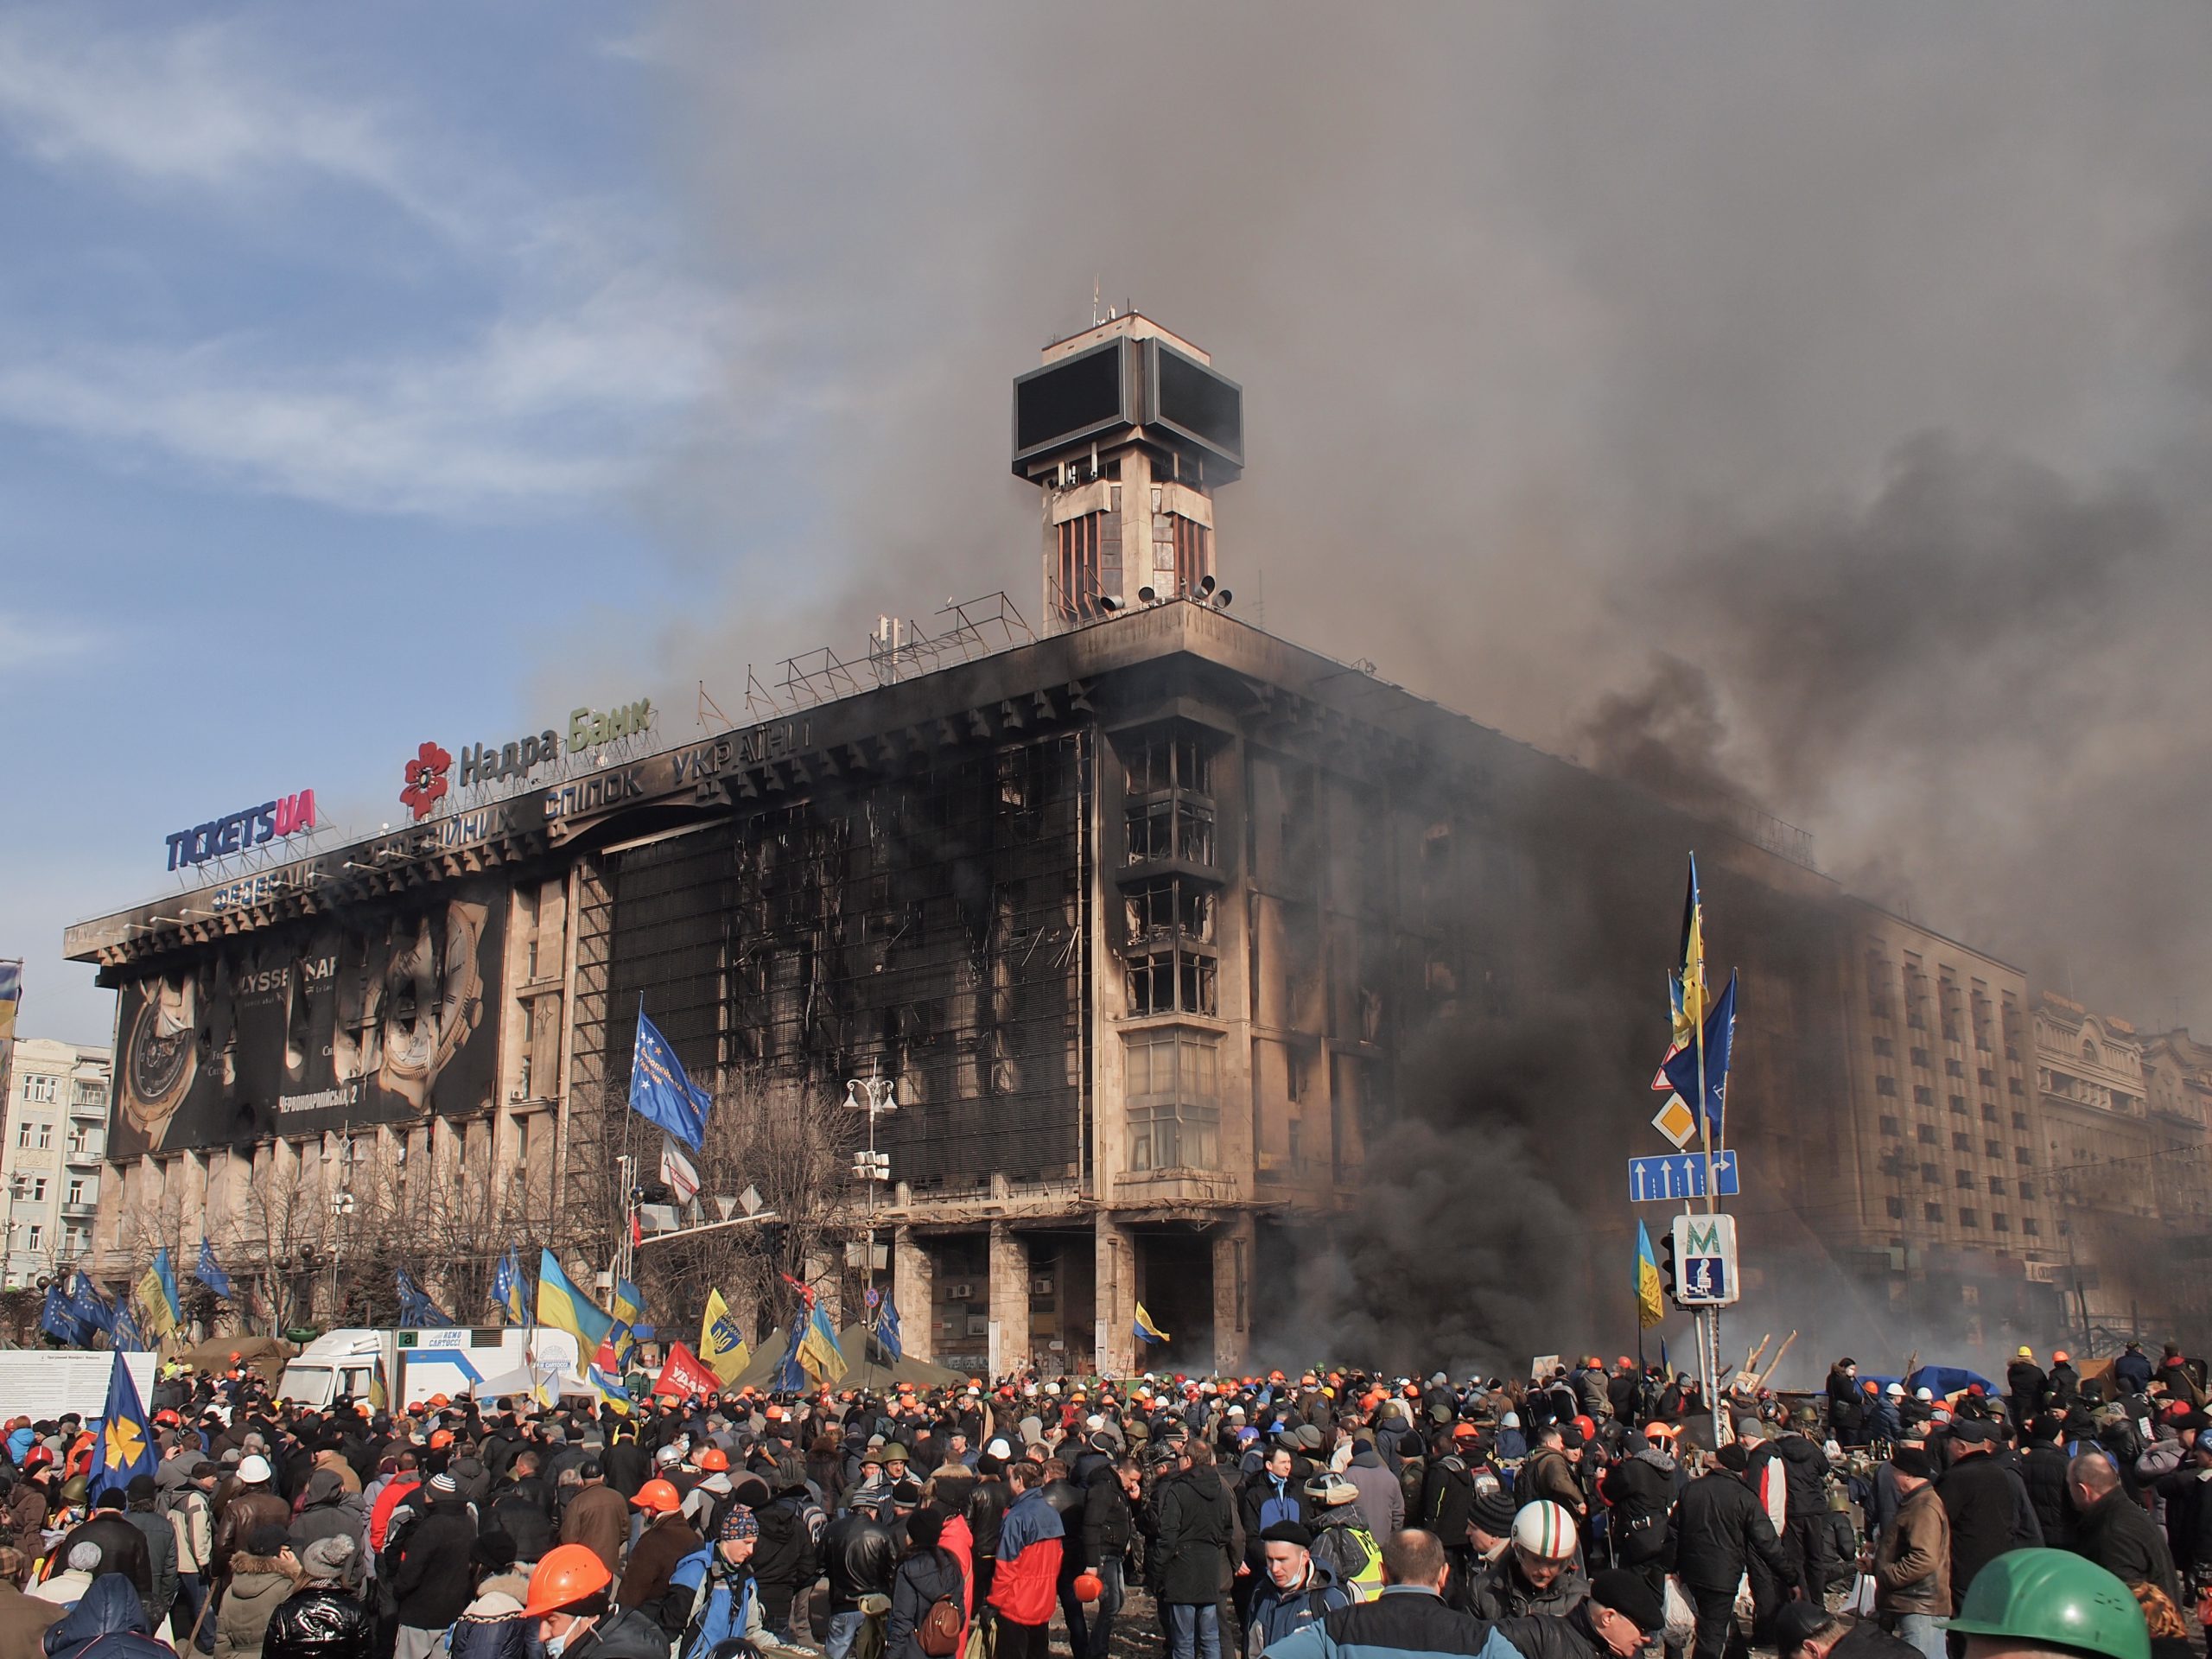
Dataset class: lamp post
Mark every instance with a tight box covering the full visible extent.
[844,1066,895,1325]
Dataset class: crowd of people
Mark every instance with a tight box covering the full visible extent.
[0,1338,2202,1659]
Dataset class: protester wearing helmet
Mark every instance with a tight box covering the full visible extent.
[1304,1475,1383,1601]
[524,1546,668,1659]
[615,1481,702,1620]
[1462,1500,1588,1621]
[1949,1548,2151,1659]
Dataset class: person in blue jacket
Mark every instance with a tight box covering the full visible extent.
[1263,1530,1524,1659]
[664,1504,763,1659]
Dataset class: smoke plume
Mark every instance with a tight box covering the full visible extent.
[632,4,2212,1368]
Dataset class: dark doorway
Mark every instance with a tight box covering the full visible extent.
[1136,1229,1216,1372]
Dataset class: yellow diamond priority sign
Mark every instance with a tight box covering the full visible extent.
[1651,1093,1697,1149]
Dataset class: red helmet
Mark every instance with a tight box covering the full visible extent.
[697,1447,729,1472]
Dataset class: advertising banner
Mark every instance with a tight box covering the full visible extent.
[112,880,505,1155]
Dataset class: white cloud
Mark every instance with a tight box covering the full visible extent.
[0,609,102,666]
[0,10,757,518]
[0,14,460,232]
[0,270,747,518]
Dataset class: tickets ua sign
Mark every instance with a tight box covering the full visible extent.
[166,791,316,870]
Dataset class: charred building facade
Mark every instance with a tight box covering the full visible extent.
[73,314,2203,1373]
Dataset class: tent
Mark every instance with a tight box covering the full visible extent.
[175,1334,296,1382]
[1863,1365,1998,1398]
[718,1323,967,1395]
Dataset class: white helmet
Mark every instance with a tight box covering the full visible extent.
[1510,1499,1579,1560]
[1915,1387,1935,1402]
[236,1454,272,1484]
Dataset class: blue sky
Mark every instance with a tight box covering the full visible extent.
[0,4,747,1044]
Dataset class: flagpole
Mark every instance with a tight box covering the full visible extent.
[1691,860,1724,1452]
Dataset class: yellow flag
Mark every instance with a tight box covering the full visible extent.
[701,1289,750,1387]
[136,1266,176,1338]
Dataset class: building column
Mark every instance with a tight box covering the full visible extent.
[988,1222,1030,1376]
[1212,1213,1254,1376]
[1095,1216,1135,1378]
[893,1226,935,1363]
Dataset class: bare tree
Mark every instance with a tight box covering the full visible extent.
[218,1152,333,1337]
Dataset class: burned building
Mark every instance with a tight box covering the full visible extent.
[74,313,2158,1374]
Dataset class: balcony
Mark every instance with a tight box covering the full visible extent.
[68,1095,107,1122]
[63,1141,102,1167]
[60,1200,98,1220]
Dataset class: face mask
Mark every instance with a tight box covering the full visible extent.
[543,1624,575,1659]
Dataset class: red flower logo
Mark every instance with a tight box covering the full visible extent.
[400,741,452,822]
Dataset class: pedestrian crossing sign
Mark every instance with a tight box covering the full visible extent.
[1651,1093,1697,1149]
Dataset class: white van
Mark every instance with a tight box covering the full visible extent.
[278,1326,585,1408]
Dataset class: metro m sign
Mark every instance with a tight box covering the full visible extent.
[1671,1213,1741,1306]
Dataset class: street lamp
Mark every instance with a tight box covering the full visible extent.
[844,1068,896,1319]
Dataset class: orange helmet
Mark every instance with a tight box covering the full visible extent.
[429,1394,450,1408]
[631,1478,682,1515]
[2053,1350,2070,1363]
[429,1429,455,1450]
[524,1544,613,1618]
[697,1447,729,1472]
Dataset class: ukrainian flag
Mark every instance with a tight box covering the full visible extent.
[536,1250,615,1351]
[796,1300,848,1387]
[1635,1221,1665,1330]
[1132,1303,1170,1345]
[137,1249,181,1338]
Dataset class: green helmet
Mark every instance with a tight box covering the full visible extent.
[1948,1548,2149,1659]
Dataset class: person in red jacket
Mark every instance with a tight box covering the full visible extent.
[987,1463,1063,1659]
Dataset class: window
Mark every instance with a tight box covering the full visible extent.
[1946,1058,1965,1077]
[1955,1169,1974,1188]
[1986,1139,2002,1158]
[1921,1162,1941,1184]
[1959,1209,1979,1228]
[1885,1197,1904,1218]
[1873,1037,1894,1057]
[1993,1212,2011,1232]
[11,1122,24,1149]
[1981,1103,1999,1122]
[1989,1176,2006,1194]
[1878,1116,1901,1136]
[1123,878,1215,945]
[1924,1204,1943,1223]
[2018,1147,2034,1165]
[1123,799,1214,865]
[1124,731,1211,796]
[1979,1067,1996,1087]
[1952,1132,1972,1152]
[1911,1048,1932,1070]
[61,1224,86,1255]
[64,1179,84,1207]
[1950,1095,1967,1115]
[2012,1110,2030,1129]
[1124,1028,1221,1172]
[2022,1217,2041,1236]
[1127,950,1217,1016]
[22,1225,41,1252]
[2009,1077,2024,1095]
[1914,1086,1934,1105]
[26,1179,44,1205]
[2019,1181,2036,1200]
[1916,1124,1938,1144]
[22,1076,57,1104]
[1877,1076,1898,1097]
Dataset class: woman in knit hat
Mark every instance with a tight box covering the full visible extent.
[664,1504,763,1659]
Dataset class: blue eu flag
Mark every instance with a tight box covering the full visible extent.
[39,1285,84,1346]
[629,1009,710,1152]
[195,1238,235,1301]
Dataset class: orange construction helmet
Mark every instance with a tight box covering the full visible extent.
[524,1544,613,1619]
[429,1429,455,1450]
[697,1447,729,1472]
[631,1478,682,1515]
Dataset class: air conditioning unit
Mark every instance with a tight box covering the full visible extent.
[1031,1276,1053,1296]
[945,1282,975,1301]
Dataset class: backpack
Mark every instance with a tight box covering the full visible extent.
[919,1596,963,1656]
[1313,1520,1382,1600]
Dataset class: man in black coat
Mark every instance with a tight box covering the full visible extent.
[386,1473,479,1659]
[59,1496,153,1603]
[1152,1443,1235,1659]
[2005,1351,2049,1432]
[2069,1451,2182,1607]
[1672,1444,1794,1659]
[2020,1417,2073,1549]
[820,1503,897,1659]
[1935,1421,2040,1614]
[1755,1409,1835,1604]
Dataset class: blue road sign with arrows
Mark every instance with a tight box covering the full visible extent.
[1627,1149,1740,1203]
